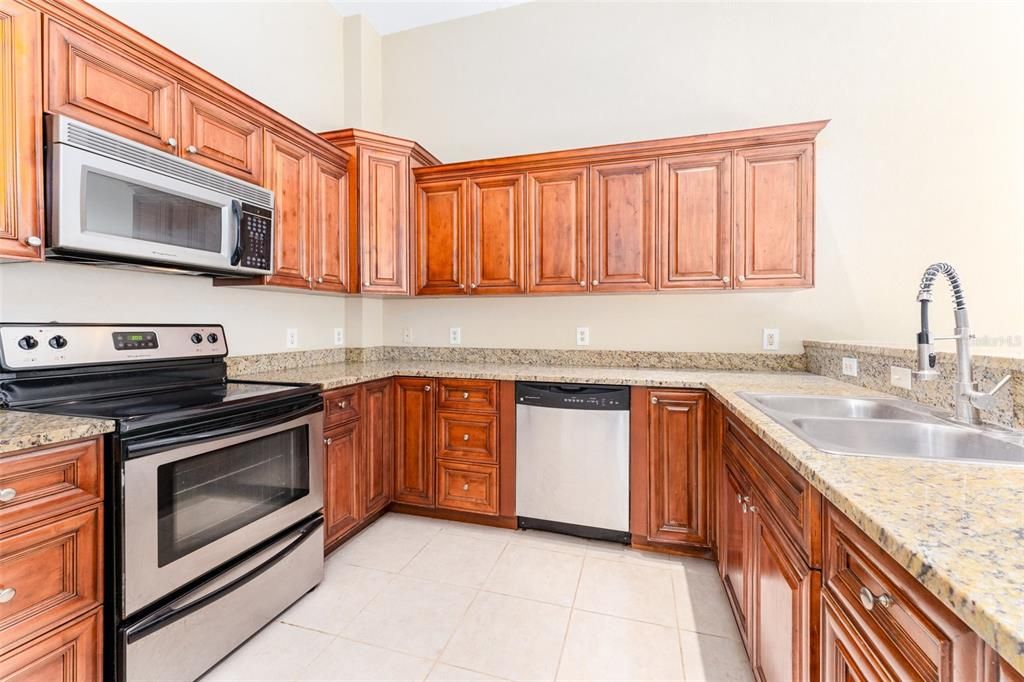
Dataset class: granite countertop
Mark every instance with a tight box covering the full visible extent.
[238,360,1024,672]
[0,410,115,455]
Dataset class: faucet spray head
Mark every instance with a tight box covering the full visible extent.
[913,297,939,381]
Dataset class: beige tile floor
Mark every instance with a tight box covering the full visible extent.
[202,513,753,682]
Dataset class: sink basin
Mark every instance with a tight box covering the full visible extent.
[738,392,1024,466]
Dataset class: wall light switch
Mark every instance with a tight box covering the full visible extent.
[333,328,345,346]
[576,327,590,346]
[890,366,913,390]
[402,328,413,345]
[762,328,780,351]
[449,327,462,345]
[286,328,298,349]
[842,357,859,377]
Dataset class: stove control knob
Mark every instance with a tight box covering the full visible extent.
[48,335,68,349]
[17,336,38,351]
[191,333,204,344]
[207,333,219,344]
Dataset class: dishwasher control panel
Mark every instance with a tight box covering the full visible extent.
[515,382,630,411]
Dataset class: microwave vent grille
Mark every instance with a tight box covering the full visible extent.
[64,123,273,209]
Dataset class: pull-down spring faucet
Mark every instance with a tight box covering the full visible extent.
[913,262,1011,425]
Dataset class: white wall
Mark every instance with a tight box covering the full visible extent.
[380,2,1024,355]
[0,1,352,355]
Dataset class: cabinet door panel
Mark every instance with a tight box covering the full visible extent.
[46,20,176,150]
[264,131,311,287]
[470,173,525,294]
[179,88,262,183]
[394,378,435,506]
[720,461,751,646]
[416,179,467,295]
[362,379,393,517]
[324,421,360,546]
[0,0,43,261]
[659,152,731,289]
[590,159,656,291]
[0,608,101,681]
[311,154,350,292]
[436,461,498,515]
[647,390,707,547]
[822,590,895,682]
[734,143,813,288]
[527,166,588,293]
[360,148,410,294]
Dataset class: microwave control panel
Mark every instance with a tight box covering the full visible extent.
[239,203,273,272]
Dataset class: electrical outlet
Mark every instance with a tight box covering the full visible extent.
[285,328,298,349]
[842,357,859,377]
[402,328,413,345]
[762,328,780,351]
[890,366,912,390]
[576,327,590,346]
[449,327,462,345]
[333,328,344,346]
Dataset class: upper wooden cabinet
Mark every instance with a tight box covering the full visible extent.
[470,173,526,294]
[179,88,262,183]
[263,131,312,287]
[660,151,732,289]
[527,166,589,293]
[0,0,44,262]
[416,178,468,295]
[590,159,657,291]
[311,154,350,293]
[734,143,814,288]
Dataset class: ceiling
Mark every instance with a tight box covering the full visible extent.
[329,1,528,35]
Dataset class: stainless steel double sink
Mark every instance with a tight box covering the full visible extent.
[738,393,1024,466]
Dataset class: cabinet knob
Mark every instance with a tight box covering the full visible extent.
[462,483,470,491]
[858,586,893,611]
[462,433,470,441]
[363,282,370,287]
[592,279,598,286]
[470,283,477,289]
[338,400,349,409]
[24,236,42,248]
[579,281,586,287]
[741,502,748,514]
[722,275,731,285]
[742,495,751,503]
[424,384,431,392]
[317,277,324,283]
[458,283,465,289]
[0,587,15,604]
[0,488,16,503]
[748,505,758,513]
[462,392,469,399]
[738,275,746,283]
[651,396,658,404]
[186,145,198,154]
[736,493,742,504]
[166,137,177,148]
[324,437,332,446]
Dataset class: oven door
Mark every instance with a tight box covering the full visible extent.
[122,412,323,616]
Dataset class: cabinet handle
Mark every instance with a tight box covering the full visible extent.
[722,275,730,286]
[363,281,370,287]
[859,586,894,611]
[748,505,758,513]
[0,488,16,503]
[166,137,177,148]
[470,283,478,289]
[651,396,658,404]
[338,400,349,409]
[736,493,742,504]
[462,433,470,441]
[462,392,469,399]
[741,502,748,514]
[738,275,746,283]
[579,280,586,287]
[317,277,324,283]
[592,279,598,286]
[24,236,42,248]
[186,145,198,154]
[324,437,332,446]
[0,587,15,604]
[424,385,431,392]
[462,483,470,491]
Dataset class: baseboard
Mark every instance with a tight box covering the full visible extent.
[388,502,518,529]
[630,534,713,560]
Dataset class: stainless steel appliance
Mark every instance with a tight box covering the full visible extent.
[46,114,274,277]
[515,382,630,542]
[0,324,324,682]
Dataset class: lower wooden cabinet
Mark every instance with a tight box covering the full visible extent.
[0,607,102,681]
[362,379,393,517]
[393,377,436,506]
[436,460,498,515]
[323,419,361,545]
[719,459,752,648]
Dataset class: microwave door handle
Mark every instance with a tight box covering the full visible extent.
[230,200,243,266]
[124,515,324,645]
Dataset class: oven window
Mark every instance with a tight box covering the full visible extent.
[84,171,223,253]
[156,426,310,566]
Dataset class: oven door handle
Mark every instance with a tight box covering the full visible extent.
[125,514,323,644]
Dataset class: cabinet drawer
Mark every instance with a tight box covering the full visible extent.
[0,607,101,680]
[723,413,821,566]
[823,504,985,681]
[179,87,263,183]
[437,411,497,463]
[0,439,102,532]
[437,379,498,412]
[324,387,360,427]
[436,461,498,515]
[0,506,102,655]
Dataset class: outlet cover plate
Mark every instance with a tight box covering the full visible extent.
[576,327,590,346]
[890,366,913,390]
[449,327,462,345]
[334,328,344,346]
[842,357,859,377]
[286,328,298,349]
[402,328,413,344]
[762,328,780,351]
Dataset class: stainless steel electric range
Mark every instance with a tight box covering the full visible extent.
[0,323,325,682]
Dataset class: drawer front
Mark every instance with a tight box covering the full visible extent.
[324,386,361,427]
[436,461,498,515]
[0,439,102,532]
[437,411,498,463]
[0,607,101,681]
[823,504,985,681]
[0,507,102,655]
[724,413,821,566]
[437,379,498,412]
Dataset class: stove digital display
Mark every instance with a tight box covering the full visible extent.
[113,331,159,350]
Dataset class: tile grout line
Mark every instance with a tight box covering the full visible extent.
[551,549,589,679]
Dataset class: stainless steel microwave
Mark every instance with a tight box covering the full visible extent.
[46,114,274,277]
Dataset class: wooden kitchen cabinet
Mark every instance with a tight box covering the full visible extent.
[362,379,393,517]
[734,143,814,288]
[719,460,752,648]
[178,87,263,183]
[589,159,657,291]
[630,388,709,553]
[0,0,44,262]
[323,420,361,546]
[393,377,436,506]
[526,166,589,293]
[659,151,732,289]
[416,178,468,295]
[262,130,312,288]
[469,173,526,294]
[0,608,102,681]
[311,154,351,293]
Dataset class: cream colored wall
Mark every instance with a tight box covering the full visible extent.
[380,2,1024,356]
[0,1,352,355]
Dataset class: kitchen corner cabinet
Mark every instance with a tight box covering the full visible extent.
[393,377,436,505]
[0,0,44,262]
[630,388,709,553]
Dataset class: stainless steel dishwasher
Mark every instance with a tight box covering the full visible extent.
[515,382,630,543]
